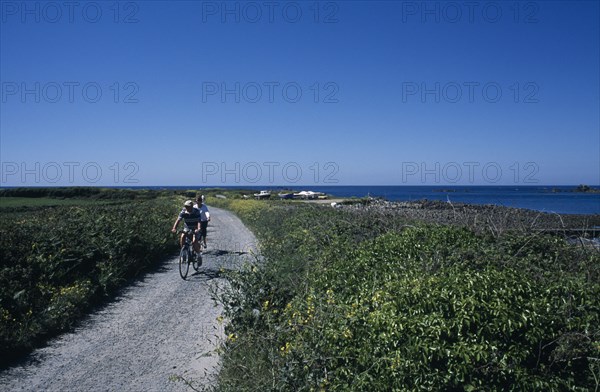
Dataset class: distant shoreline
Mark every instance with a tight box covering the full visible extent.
[2,185,599,215]
[326,198,600,234]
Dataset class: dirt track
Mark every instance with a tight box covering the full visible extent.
[0,207,257,392]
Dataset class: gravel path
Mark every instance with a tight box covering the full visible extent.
[0,207,257,392]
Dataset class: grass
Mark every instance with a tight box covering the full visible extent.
[0,197,116,208]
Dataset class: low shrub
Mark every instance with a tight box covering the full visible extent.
[0,197,180,365]
[215,202,600,391]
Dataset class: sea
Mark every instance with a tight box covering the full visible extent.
[145,186,600,216]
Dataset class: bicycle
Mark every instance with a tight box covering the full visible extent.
[178,228,203,279]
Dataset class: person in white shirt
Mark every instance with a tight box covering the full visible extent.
[194,196,211,249]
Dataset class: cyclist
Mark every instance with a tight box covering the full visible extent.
[194,196,210,249]
[171,200,202,255]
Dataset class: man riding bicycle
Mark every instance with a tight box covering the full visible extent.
[171,200,202,255]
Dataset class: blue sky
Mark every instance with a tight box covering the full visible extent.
[1,0,599,186]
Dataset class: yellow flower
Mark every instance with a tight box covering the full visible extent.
[280,342,292,355]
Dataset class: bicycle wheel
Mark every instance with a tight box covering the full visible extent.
[179,246,190,279]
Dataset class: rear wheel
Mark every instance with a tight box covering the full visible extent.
[179,246,190,279]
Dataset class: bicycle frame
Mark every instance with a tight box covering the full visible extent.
[178,228,202,279]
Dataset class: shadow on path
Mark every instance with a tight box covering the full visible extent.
[205,249,248,257]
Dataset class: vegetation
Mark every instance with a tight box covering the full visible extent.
[2,187,598,389]
[0,186,263,367]
[0,189,186,365]
[211,198,600,391]
[0,186,145,200]
[0,197,119,208]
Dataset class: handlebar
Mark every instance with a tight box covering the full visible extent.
[176,228,199,235]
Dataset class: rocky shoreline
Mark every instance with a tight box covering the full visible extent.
[333,197,600,235]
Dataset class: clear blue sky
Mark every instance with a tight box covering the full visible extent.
[1,0,599,186]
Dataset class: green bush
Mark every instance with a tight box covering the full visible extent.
[215,203,600,391]
[0,197,180,364]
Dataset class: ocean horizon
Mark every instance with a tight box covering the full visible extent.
[3,185,598,215]
[121,185,600,215]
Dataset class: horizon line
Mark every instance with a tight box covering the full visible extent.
[2,184,599,189]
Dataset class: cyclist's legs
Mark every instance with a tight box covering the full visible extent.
[192,233,202,253]
[181,230,194,248]
[200,221,208,246]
